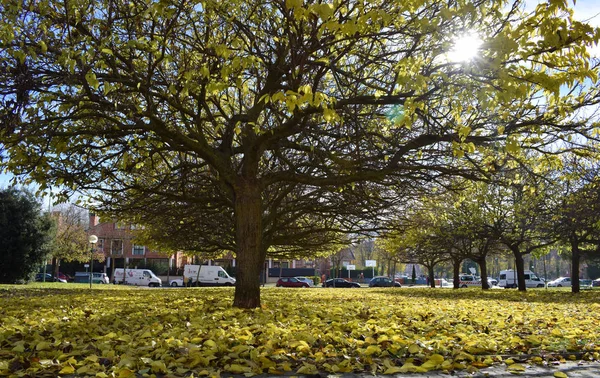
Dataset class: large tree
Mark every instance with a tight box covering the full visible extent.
[0,188,54,283]
[1,0,599,307]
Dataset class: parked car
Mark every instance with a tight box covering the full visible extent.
[592,278,600,287]
[324,278,361,288]
[394,274,410,284]
[458,274,481,288]
[57,272,72,282]
[369,276,401,287]
[73,272,110,284]
[169,278,184,287]
[547,277,572,287]
[580,279,592,289]
[488,278,498,287]
[438,278,452,288]
[276,277,310,288]
[498,269,544,288]
[35,273,67,283]
[295,276,314,287]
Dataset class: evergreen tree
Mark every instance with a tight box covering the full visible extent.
[0,189,54,283]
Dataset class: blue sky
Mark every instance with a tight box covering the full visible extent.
[0,172,13,188]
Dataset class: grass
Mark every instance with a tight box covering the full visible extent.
[0,284,599,376]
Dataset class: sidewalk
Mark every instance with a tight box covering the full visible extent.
[229,361,600,378]
[369,360,600,377]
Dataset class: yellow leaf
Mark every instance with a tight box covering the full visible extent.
[554,372,568,378]
[59,365,75,374]
[296,363,318,375]
[408,343,420,354]
[383,366,404,374]
[36,342,52,351]
[76,366,90,375]
[227,364,251,374]
[429,354,444,364]
[117,368,135,378]
[508,363,526,371]
[151,360,168,373]
[420,359,438,370]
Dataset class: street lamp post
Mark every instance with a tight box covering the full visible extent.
[88,235,98,289]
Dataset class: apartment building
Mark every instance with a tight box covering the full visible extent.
[87,213,184,278]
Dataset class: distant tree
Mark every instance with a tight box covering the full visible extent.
[551,158,600,293]
[50,204,92,278]
[0,188,54,283]
[446,185,504,290]
[354,240,376,268]
[479,167,559,291]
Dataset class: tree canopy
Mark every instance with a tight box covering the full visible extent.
[1,0,599,307]
[50,204,91,272]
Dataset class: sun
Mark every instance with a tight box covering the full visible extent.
[447,32,483,62]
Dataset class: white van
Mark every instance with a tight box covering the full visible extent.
[498,270,544,288]
[184,265,236,286]
[113,269,162,287]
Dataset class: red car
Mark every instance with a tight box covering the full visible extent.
[276,277,310,288]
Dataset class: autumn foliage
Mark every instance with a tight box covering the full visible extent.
[0,285,598,376]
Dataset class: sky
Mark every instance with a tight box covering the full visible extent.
[1,0,599,194]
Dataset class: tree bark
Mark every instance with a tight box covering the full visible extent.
[478,258,489,290]
[453,258,461,289]
[571,237,580,294]
[513,250,527,292]
[428,266,435,288]
[52,257,59,280]
[233,178,265,308]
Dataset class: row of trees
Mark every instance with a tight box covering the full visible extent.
[1,0,600,307]
[0,188,91,283]
[380,154,600,293]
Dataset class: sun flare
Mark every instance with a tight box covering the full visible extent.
[447,32,483,62]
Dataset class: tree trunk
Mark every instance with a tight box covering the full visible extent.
[514,250,527,292]
[428,266,435,288]
[478,258,489,290]
[52,257,59,280]
[571,237,580,294]
[232,178,265,309]
[453,258,461,289]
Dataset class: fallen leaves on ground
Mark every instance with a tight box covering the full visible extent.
[0,285,599,376]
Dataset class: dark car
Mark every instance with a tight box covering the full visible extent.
[369,276,401,287]
[276,277,310,288]
[35,273,67,283]
[324,278,360,288]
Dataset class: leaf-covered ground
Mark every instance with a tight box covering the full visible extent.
[1,285,599,377]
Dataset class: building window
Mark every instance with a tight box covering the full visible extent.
[97,239,104,252]
[111,239,123,255]
[132,245,145,256]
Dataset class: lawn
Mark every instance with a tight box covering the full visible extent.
[0,285,599,377]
